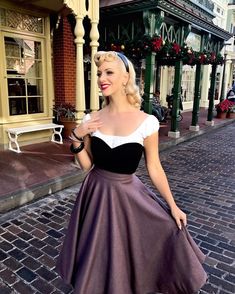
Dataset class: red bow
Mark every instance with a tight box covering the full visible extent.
[152,37,163,51]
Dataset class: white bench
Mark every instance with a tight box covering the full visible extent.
[6,123,64,153]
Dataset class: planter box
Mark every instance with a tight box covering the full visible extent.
[226,112,235,119]
[60,118,77,139]
[216,112,227,119]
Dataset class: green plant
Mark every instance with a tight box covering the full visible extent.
[53,103,77,121]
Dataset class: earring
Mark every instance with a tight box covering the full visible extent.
[122,83,127,94]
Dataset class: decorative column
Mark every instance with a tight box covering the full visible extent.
[64,0,86,120]
[219,52,227,102]
[142,10,162,114]
[190,63,202,131]
[206,64,217,126]
[200,65,210,108]
[219,43,232,102]
[88,0,99,111]
[143,53,156,114]
[168,60,183,138]
[64,0,100,120]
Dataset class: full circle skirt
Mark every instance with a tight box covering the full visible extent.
[56,167,207,294]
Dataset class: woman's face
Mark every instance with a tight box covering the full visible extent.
[97,59,127,97]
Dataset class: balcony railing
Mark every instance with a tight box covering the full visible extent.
[191,0,214,12]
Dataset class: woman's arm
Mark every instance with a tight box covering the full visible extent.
[72,136,93,171]
[71,116,103,172]
[144,132,187,229]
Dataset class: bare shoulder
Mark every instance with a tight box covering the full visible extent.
[135,109,149,122]
[139,110,148,119]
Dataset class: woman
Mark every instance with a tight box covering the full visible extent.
[56,51,207,294]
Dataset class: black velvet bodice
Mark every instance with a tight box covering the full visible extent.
[91,137,144,174]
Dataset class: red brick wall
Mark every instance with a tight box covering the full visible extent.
[53,15,76,107]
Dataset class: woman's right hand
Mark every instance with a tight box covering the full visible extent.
[74,117,103,138]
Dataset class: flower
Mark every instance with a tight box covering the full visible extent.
[172,43,181,54]
[215,100,235,113]
[152,36,163,51]
[101,36,224,65]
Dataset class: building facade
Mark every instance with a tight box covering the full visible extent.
[0,0,232,150]
[0,0,99,151]
[99,0,231,136]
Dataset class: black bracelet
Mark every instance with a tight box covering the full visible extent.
[71,129,84,142]
[70,142,85,154]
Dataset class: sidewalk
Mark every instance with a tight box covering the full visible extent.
[1,108,234,213]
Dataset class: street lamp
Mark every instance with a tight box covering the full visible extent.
[219,42,231,102]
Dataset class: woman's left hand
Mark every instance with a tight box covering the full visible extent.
[170,205,187,230]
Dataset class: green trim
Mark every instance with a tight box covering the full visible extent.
[207,64,217,121]
[191,64,202,126]
[143,53,156,114]
[170,60,183,132]
[101,0,232,41]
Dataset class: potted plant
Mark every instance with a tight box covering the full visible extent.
[53,103,78,138]
[215,99,234,119]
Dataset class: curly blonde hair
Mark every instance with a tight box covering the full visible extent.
[94,51,141,109]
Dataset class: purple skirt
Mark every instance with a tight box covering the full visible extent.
[56,167,207,294]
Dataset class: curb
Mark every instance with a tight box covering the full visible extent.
[0,170,86,214]
[1,119,234,214]
[159,119,235,151]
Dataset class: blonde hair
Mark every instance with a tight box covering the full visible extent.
[94,51,141,109]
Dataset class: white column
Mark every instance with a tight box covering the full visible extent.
[64,0,100,117]
[225,58,232,91]
[160,66,169,106]
[88,0,100,111]
[200,65,210,108]
[64,0,87,120]
[74,15,86,120]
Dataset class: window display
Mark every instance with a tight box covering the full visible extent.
[5,36,44,115]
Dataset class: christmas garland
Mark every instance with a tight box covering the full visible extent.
[102,34,224,66]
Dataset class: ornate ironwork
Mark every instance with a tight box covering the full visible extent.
[101,0,231,41]
[0,8,43,33]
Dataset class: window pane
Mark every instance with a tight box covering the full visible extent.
[9,98,26,115]
[25,60,42,77]
[27,79,43,96]
[8,78,26,96]
[5,37,21,58]
[28,97,43,114]
[23,40,41,60]
[5,36,44,116]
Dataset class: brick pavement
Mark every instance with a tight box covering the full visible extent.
[0,122,234,294]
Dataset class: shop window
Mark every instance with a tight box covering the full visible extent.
[5,36,44,116]
[181,66,196,102]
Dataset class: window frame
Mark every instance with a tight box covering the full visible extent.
[2,31,47,120]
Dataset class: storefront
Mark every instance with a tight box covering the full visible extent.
[0,0,100,150]
[99,0,232,136]
[0,0,232,150]
[0,1,64,150]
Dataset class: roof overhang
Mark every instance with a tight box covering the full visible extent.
[5,0,64,13]
[100,0,232,41]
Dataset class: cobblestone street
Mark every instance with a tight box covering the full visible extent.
[0,123,234,294]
